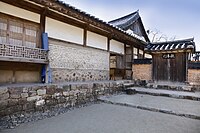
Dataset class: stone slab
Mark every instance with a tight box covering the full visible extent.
[132,87,200,101]
[99,94,200,120]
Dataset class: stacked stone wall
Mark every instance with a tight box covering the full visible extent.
[0,80,129,117]
[48,39,109,83]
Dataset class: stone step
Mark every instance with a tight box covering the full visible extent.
[98,94,200,120]
[129,87,200,101]
[123,83,135,88]
[146,83,193,92]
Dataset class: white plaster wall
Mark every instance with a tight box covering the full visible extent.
[110,39,124,54]
[0,2,40,23]
[87,31,107,50]
[46,17,83,45]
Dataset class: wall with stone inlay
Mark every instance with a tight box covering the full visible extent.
[132,64,152,81]
[188,69,200,85]
[48,39,109,83]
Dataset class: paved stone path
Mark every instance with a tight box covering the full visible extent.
[99,94,200,120]
[1,103,200,133]
[131,87,200,101]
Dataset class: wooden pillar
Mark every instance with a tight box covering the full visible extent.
[107,37,110,52]
[123,44,126,79]
[130,45,133,79]
[143,50,145,59]
[137,48,139,59]
[40,8,47,48]
[83,28,87,47]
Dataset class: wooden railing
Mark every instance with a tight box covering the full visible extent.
[0,43,48,64]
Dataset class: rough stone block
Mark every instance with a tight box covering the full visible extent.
[23,102,35,111]
[37,89,46,96]
[0,100,8,110]
[57,97,66,103]
[63,91,70,96]
[10,94,21,99]
[46,99,57,106]
[0,87,8,95]
[0,93,9,100]
[27,96,42,102]
[6,105,22,115]
[18,98,27,105]
[63,85,70,91]
[22,87,29,93]
[53,93,62,98]
[29,90,37,97]
[46,85,56,95]
[21,93,29,98]
[71,84,77,90]
[29,86,39,91]
[35,99,45,106]
[8,99,19,106]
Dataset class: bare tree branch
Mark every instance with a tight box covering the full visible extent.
[147,28,177,42]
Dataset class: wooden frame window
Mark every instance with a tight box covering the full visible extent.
[0,13,40,48]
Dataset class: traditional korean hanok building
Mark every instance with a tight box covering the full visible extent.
[144,38,195,83]
[0,0,150,84]
[108,10,150,80]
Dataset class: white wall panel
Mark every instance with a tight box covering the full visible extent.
[87,31,107,50]
[0,2,40,23]
[46,17,83,45]
[110,39,124,54]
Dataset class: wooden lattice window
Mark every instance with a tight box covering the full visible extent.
[0,13,40,48]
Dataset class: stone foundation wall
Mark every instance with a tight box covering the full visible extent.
[52,69,108,82]
[132,64,152,81]
[0,80,129,117]
[48,39,109,83]
[188,69,200,85]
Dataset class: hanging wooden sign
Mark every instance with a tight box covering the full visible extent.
[162,53,175,59]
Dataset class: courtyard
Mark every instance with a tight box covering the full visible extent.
[1,90,200,133]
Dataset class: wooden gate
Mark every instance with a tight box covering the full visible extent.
[153,53,187,82]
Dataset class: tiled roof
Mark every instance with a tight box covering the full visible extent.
[108,11,140,29]
[108,10,150,42]
[145,38,195,53]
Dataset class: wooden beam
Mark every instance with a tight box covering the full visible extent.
[1,0,43,14]
[0,57,48,64]
[46,10,85,29]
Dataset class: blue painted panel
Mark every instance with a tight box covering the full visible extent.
[42,33,49,50]
[41,32,49,83]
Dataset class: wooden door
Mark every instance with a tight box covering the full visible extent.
[153,53,186,82]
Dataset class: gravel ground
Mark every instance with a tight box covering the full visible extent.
[1,103,200,133]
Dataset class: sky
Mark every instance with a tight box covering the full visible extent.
[63,0,200,50]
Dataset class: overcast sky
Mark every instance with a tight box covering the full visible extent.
[63,0,200,50]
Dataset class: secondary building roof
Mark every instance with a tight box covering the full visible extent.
[109,10,150,42]
[145,38,195,53]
